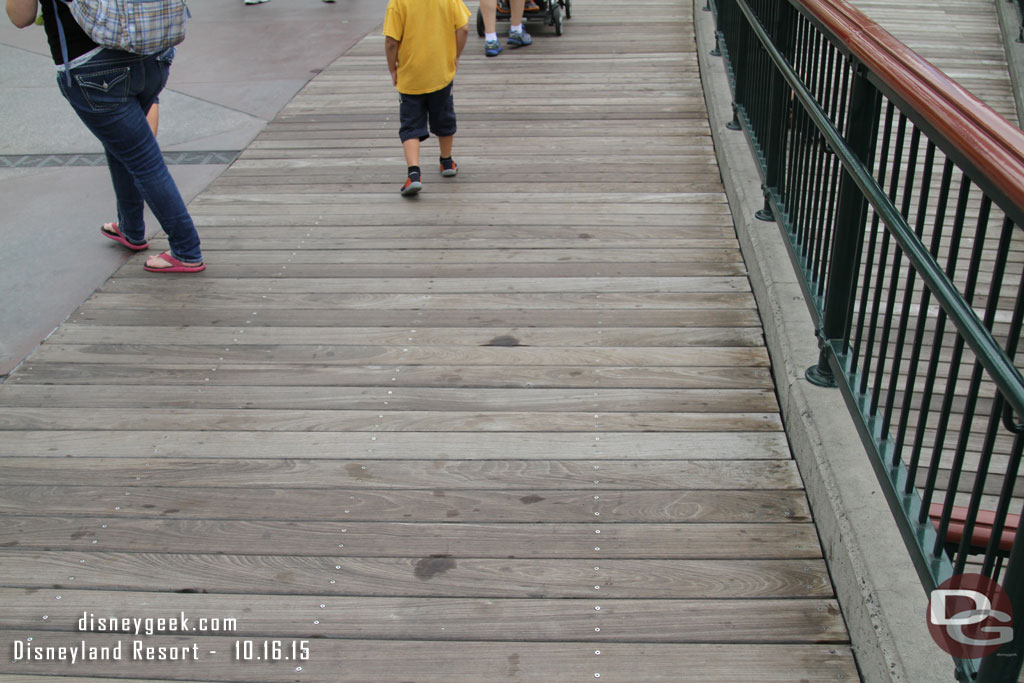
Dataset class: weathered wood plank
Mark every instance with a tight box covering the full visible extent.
[0,487,809,523]
[0,518,822,558]
[0,386,779,412]
[0,408,782,432]
[6,363,772,390]
[65,308,762,328]
[0,551,834,598]
[0,589,847,643]
[81,292,755,311]
[43,325,766,347]
[199,182,726,195]
[99,276,746,295]
[0,458,801,490]
[0,635,858,682]
[104,248,744,264]
[23,344,769,367]
[104,262,752,279]
[0,430,793,460]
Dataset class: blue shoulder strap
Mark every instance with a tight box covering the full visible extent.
[50,0,73,86]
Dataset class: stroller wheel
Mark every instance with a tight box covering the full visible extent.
[476,8,485,37]
[553,3,563,34]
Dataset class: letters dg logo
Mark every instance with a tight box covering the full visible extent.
[927,573,1013,658]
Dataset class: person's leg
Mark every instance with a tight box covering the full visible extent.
[508,0,532,46]
[481,0,496,33]
[425,83,457,177]
[510,0,524,25]
[104,76,159,245]
[438,136,453,158]
[58,50,202,263]
[480,0,502,56]
[146,101,159,136]
[104,147,147,245]
[102,96,160,247]
[402,138,420,168]
[400,136,423,196]
[398,92,427,195]
[438,135,456,177]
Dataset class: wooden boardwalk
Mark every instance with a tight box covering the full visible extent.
[848,0,1018,124]
[0,0,858,681]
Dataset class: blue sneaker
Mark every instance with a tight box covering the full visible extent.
[507,28,532,47]
[484,39,502,57]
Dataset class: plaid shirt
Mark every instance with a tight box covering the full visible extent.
[69,0,188,55]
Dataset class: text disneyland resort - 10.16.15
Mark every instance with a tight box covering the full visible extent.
[10,611,311,665]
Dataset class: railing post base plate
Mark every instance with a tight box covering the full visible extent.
[806,364,838,388]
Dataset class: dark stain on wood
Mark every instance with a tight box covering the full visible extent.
[485,335,521,347]
[413,555,456,580]
[507,653,521,676]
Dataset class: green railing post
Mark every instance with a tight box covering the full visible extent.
[805,63,881,387]
[726,0,751,132]
[756,0,794,223]
[978,494,1024,680]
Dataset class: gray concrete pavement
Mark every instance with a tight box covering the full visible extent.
[0,0,390,377]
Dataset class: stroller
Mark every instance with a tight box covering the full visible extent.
[476,0,570,37]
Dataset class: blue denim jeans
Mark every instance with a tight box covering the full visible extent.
[57,48,202,263]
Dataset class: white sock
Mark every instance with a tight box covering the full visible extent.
[511,24,523,33]
[485,32,498,42]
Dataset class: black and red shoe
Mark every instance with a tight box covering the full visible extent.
[400,173,422,196]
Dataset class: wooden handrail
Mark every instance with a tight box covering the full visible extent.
[928,503,1019,552]
[797,0,1024,217]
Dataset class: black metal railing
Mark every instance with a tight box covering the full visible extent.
[711,0,1024,679]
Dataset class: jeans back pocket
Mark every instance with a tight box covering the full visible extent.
[74,66,132,114]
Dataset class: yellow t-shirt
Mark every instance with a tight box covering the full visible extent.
[382,0,470,95]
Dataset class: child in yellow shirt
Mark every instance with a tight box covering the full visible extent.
[383,0,471,196]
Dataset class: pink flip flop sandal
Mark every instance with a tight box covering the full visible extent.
[101,222,149,251]
[143,251,206,273]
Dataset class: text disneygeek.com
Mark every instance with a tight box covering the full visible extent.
[9,612,310,665]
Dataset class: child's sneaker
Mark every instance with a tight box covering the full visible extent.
[484,39,502,57]
[507,28,532,47]
[440,157,457,177]
[400,173,422,196]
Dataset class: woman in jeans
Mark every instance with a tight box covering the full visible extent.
[6,0,204,273]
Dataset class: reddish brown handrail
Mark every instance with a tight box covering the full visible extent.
[928,503,1019,552]
[798,0,1024,215]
